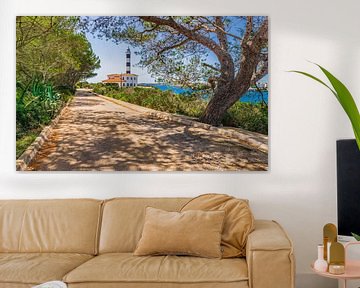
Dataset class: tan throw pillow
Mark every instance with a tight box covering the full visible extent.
[134,207,225,258]
[181,194,254,258]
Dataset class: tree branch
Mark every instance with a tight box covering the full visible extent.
[141,24,159,33]
[157,38,190,56]
[251,17,268,47]
[235,17,268,86]
[251,62,268,85]
[199,16,242,42]
[242,16,253,44]
[139,16,236,81]
[139,16,222,58]
[214,17,229,51]
[202,62,220,72]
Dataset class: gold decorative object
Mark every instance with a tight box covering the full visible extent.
[328,264,345,275]
[329,242,345,274]
[323,223,337,261]
[329,242,345,265]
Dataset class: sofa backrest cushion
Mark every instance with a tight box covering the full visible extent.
[181,194,254,258]
[99,198,189,253]
[0,199,102,254]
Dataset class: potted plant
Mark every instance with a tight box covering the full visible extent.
[291,63,360,241]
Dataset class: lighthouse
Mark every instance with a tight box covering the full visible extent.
[101,46,138,87]
[126,47,131,74]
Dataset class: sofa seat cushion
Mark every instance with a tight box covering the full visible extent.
[64,253,248,286]
[0,253,93,285]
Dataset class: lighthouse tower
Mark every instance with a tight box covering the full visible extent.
[101,46,138,87]
[126,47,131,74]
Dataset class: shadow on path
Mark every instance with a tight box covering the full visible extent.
[28,91,267,171]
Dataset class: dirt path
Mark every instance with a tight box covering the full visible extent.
[28,90,268,171]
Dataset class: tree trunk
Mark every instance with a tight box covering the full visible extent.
[199,81,249,126]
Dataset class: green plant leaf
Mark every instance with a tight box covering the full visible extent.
[316,64,360,150]
[351,232,360,241]
[288,70,337,99]
[289,64,360,150]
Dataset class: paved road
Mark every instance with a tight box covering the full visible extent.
[28,90,267,171]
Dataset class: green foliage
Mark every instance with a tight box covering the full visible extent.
[17,81,67,131]
[76,81,90,89]
[105,87,206,118]
[290,63,360,150]
[93,82,120,95]
[16,16,100,92]
[223,103,268,134]
[16,16,100,157]
[16,80,71,158]
[99,86,268,134]
[16,128,42,159]
[352,232,360,241]
[147,54,217,90]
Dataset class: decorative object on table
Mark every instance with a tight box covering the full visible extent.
[32,281,67,288]
[314,244,328,272]
[290,63,360,150]
[312,230,360,288]
[323,223,337,262]
[328,264,345,275]
[329,242,345,275]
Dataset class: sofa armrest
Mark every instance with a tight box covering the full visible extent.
[246,220,295,288]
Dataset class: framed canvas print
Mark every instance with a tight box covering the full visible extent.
[16,16,268,171]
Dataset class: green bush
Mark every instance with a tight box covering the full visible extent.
[93,83,119,95]
[17,81,62,130]
[222,102,268,134]
[57,85,76,97]
[16,80,73,158]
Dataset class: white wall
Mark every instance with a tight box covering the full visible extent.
[1,1,360,287]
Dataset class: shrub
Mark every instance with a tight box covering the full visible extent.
[222,102,268,134]
[93,83,119,95]
[16,80,73,158]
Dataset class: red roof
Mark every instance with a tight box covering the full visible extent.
[102,78,124,83]
[102,73,138,83]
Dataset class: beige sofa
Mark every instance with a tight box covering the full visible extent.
[0,198,295,288]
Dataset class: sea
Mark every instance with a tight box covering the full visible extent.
[140,83,268,104]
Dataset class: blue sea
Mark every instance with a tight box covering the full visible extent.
[140,83,268,104]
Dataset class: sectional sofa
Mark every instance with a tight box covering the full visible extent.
[0,198,295,288]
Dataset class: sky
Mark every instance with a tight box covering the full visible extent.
[86,34,154,83]
[85,17,268,85]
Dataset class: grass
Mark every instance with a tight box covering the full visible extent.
[93,84,268,135]
[16,128,42,158]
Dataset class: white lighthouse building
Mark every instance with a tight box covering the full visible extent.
[102,47,138,87]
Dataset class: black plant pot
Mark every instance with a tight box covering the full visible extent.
[337,139,360,237]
